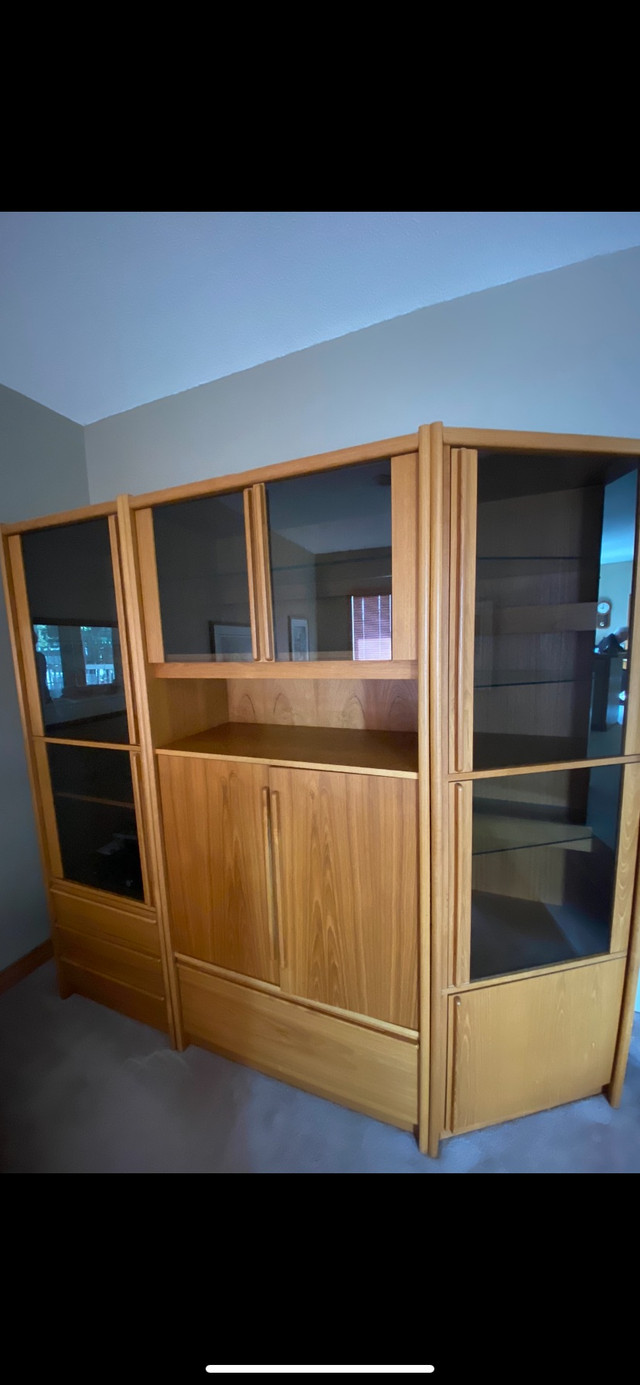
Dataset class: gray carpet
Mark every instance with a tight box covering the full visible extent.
[1,960,639,1173]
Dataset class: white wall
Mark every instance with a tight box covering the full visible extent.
[85,246,640,500]
[0,385,88,969]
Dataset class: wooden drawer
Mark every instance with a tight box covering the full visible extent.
[447,957,626,1135]
[51,888,160,957]
[59,961,168,1033]
[178,961,418,1130]
[56,927,164,997]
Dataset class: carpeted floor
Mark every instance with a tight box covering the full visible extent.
[1,960,639,1173]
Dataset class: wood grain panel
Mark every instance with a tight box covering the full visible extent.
[6,534,44,736]
[178,962,418,1129]
[449,957,626,1134]
[117,495,182,1045]
[56,927,164,995]
[623,474,640,753]
[153,659,417,680]
[391,451,418,660]
[253,483,275,661]
[442,427,640,454]
[610,762,640,952]
[243,488,260,660]
[450,781,472,986]
[449,448,477,773]
[417,424,431,1152]
[426,423,449,1156]
[270,767,418,1028]
[609,837,640,1104]
[158,722,418,777]
[147,678,229,747]
[59,960,168,1032]
[158,754,277,983]
[135,508,165,663]
[51,888,161,956]
[227,677,418,732]
[130,434,419,509]
[108,515,138,745]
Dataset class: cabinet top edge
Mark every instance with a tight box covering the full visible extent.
[2,500,117,535]
[442,426,640,454]
[128,433,420,509]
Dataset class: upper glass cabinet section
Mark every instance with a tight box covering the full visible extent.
[265,459,392,662]
[153,491,253,661]
[472,452,639,770]
[22,518,129,744]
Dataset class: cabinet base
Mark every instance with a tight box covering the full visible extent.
[178,961,418,1130]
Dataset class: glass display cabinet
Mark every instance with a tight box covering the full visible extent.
[427,426,640,1154]
[3,424,640,1157]
[1,508,170,1034]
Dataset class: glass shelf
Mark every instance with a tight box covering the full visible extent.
[474,669,592,689]
[469,764,622,982]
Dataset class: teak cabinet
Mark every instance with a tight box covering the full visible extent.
[3,424,640,1157]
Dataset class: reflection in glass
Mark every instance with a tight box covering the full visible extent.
[470,765,622,980]
[47,744,144,900]
[266,459,392,661]
[473,454,639,769]
[22,519,129,743]
[153,492,252,661]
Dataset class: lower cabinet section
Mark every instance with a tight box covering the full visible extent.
[178,961,419,1130]
[447,957,626,1135]
[52,887,168,1034]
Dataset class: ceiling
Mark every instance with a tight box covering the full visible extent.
[1,211,640,427]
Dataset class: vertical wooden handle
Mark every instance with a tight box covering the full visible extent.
[261,786,279,963]
[450,449,478,773]
[270,788,286,969]
[253,483,275,662]
[243,489,260,661]
[131,752,152,907]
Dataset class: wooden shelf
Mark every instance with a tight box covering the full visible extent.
[152,660,417,680]
[156,722,419,778]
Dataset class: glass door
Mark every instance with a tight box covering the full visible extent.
[448,444,640,989]
[452,449,640,774]
[22,516,131,743]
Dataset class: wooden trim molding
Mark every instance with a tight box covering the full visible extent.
[442,427,640,455]
[130,434,420,509]
[391,451,418,661]
[0,939,54,996]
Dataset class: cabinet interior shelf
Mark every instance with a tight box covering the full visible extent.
[156,722,419,778]
[473,814,593,857]
[474,669,593,689]
[54,792,135,810]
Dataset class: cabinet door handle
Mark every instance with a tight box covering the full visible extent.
[243,488,260,661]
[261,786,279,964]
[270,789,286,970]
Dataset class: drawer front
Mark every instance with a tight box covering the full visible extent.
[52,889,160,957]
[448,957,626,1135]
[56,926,164,997]
[178,962,418,1130]
[59,961,168,1033]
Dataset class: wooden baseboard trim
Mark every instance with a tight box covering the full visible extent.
[0,938,54,995]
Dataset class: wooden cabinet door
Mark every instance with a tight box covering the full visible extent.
[270,768,418,1028]
[448,958,626,1134]
[158,755,278,984]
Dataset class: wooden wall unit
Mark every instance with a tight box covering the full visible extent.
[4,424,640,1156]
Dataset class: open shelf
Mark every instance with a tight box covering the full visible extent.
[156,722,419,778]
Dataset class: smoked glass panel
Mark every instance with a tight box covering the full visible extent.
[47,744,144,901]
[473,454,639,769]
[265,459,392,661]
[153,492,252,661]
[470,765,622,981]
[22,518,129,742]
